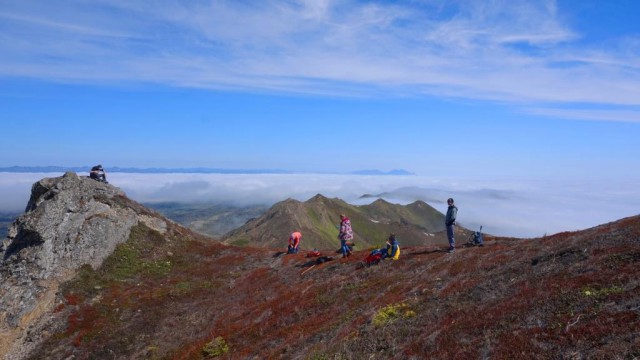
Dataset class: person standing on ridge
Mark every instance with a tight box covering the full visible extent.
[338,214,354,258]
[287,231,302,254]
[445,198,458,253]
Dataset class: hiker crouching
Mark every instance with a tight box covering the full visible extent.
[89,164,108,183]
[287,231,302,254]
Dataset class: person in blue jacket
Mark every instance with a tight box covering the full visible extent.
[385,233,400,260]
[445,198,458,253]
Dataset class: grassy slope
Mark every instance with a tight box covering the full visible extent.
[30,215,640,359]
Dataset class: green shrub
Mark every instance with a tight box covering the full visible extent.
[202,337,229,357]
[372,303,415,327]
[581,285,624,299]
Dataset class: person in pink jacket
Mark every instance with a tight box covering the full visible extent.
[338,214,354,258]
[287,231,302,254]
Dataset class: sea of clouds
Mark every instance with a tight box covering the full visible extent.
[1,172,638,238]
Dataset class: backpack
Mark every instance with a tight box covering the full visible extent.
[364,252,383,266]
[471,226,484,245]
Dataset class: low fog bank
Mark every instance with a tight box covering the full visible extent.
[1,172,638,238]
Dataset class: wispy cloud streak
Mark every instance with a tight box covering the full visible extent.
[1,0,639,121]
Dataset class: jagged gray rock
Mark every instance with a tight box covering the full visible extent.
[0,172,169,359]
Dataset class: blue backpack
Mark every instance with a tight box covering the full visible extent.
[471,226,484,245]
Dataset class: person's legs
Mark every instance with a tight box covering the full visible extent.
[340,239,348,257]
[446,224,455,252]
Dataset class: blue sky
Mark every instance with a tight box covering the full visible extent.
[1,0,639,177]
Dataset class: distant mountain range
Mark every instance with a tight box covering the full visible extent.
[223,194,460,250]
[0,166,415,175]
[350,169,415,175]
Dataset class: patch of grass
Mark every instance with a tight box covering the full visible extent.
[97,244,171,283]
[315,292,335,306]
[103,242,144,280]
[581,285,624,299]
[372,303,415,327]
[307,353,347,360]
[98,224,172,281]
[171,281,194,297]
[231,238,250,247]
[202,336,229,357]
[61,264,106,298]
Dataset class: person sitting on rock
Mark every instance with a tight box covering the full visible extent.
[89,164,108,183]
[287,231,302,254]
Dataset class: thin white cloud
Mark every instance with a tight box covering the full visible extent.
[524,107,640,123]
[1,172,638,238]
[1,0,640,119]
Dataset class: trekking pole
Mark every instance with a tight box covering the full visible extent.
[301,264,316,275]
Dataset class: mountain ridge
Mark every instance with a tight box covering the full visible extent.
[222,194,455,250]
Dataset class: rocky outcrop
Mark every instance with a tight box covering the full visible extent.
[0,172,170,359]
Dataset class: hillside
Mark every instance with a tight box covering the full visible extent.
[1,174,639,359]
[223,194,457,250]
[146,202,268,238]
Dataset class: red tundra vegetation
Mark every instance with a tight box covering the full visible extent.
[31,215,640,359]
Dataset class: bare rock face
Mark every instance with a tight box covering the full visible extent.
[0,172,168,359]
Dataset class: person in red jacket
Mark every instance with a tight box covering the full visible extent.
[287,231,302,254]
